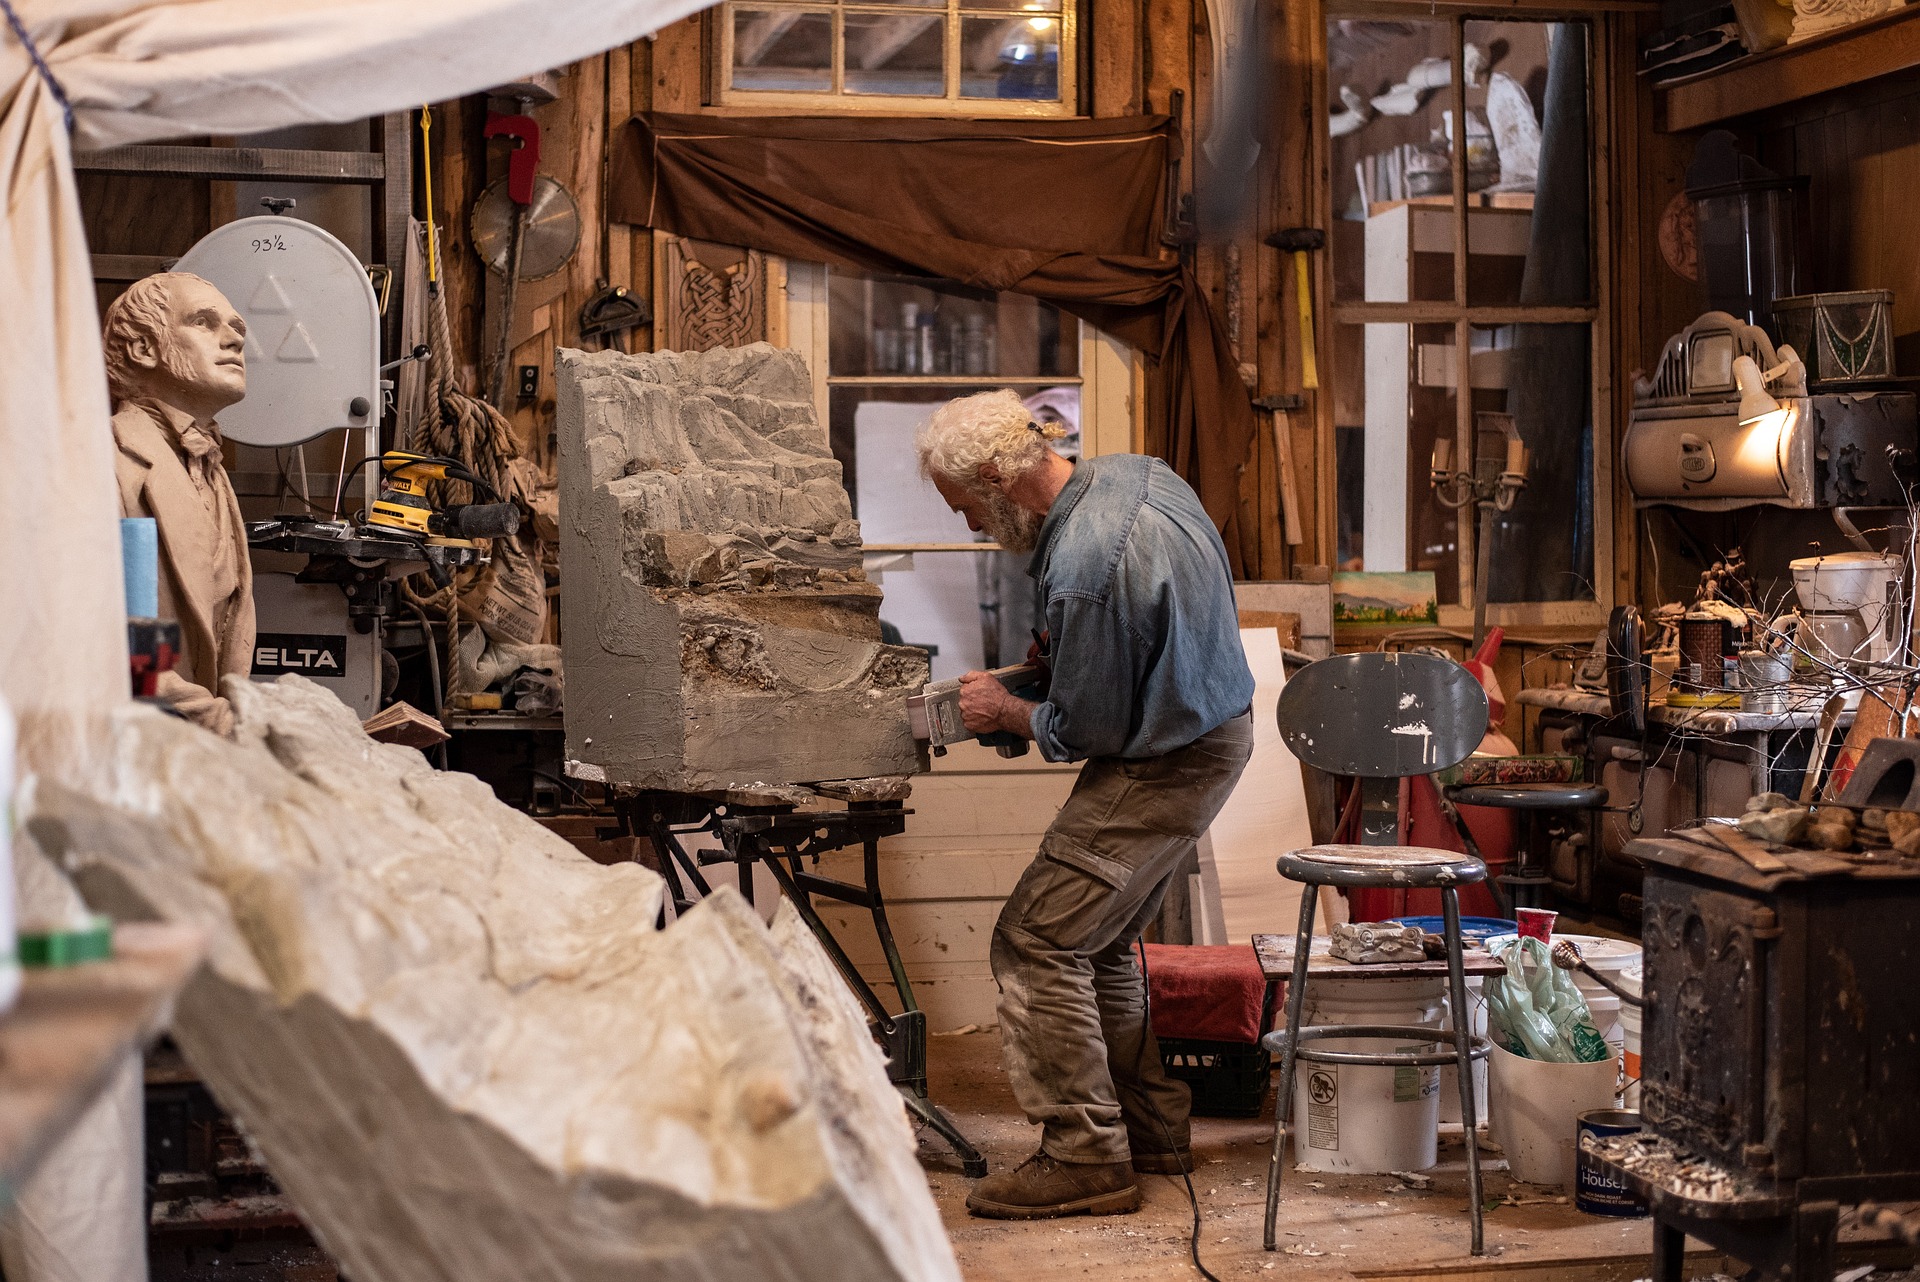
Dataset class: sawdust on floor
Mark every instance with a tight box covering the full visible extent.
[917,1027,1702,1282]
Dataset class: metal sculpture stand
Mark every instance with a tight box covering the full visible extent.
[616,790,988,1177]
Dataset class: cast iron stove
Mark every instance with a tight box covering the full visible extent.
[1595,836,1920,1280]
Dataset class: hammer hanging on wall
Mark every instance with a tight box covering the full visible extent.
[1253,393,1306,546]
[1266,227,1325,391]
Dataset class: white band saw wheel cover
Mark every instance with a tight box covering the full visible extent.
[171,216,382,449]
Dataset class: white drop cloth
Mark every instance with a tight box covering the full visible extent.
[0,4,714,1276]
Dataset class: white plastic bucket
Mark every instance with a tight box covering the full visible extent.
[1291,977,1445,1174]
[1619,962,1644,1109]
[1487,1041,1620,1186]
[1487,932,1640,1077]
[1437,977,1488,1126]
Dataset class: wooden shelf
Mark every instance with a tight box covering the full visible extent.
[0,923,204,1205]
[1660,6,1920,131]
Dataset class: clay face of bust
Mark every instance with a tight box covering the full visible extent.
[125,276,249,422]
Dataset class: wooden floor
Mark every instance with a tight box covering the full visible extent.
[916,1029,1914,1282]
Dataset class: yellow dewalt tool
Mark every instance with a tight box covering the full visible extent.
[366,451,521,544]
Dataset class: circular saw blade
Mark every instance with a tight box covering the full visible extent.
[470,175,581,281]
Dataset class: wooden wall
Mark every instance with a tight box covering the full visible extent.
[462,0,1310,579]
[433,42,660,470]
[1753,79,1920,373]
[1627,56,1920,609]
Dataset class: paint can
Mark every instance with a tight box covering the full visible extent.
[1678,613,1727,692]
[1739,650,1790,714]
[1575,1109,1648,1216]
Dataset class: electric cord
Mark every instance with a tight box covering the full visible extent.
[1134,939,1223,1282]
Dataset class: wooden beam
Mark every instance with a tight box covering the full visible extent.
[90,253,174,281]
[1660,5,1920,132]
[1331,302,1599,325]
[653,15,706,112]
[1088,0,1143,115]
[607,43,635,324]
[72,145,384,183]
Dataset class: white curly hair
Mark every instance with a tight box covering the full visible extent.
[917,388,1069,494]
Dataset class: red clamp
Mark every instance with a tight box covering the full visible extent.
[482,113,541,205]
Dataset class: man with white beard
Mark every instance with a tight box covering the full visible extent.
[103,273,256,736]
[916,388,1255,1220]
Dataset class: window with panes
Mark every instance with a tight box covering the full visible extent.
[719,0,1076,113]
[1327,14,1607,617]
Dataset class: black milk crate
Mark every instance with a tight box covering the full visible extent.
[1159,1037,1271,1117]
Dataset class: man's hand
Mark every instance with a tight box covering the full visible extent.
[958,670,1037,740]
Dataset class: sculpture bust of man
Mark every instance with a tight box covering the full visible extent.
[103,272,255,736]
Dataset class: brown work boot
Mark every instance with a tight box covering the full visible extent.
[1130,1147,1193,1175]
[965,1151,1142,1220]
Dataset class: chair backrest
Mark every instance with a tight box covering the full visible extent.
[1276,651,1488,779]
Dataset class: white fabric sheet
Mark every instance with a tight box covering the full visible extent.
[1196,628,1339,946]
[2,0,713,780]
[1,6,713,1277]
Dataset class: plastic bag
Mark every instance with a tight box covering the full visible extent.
[1486,936,1611,1063]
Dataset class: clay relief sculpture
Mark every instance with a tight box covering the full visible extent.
[103,272,256,737]
[1791,0,1899,42]
[556,343,927,792]
[24,675,960,1282]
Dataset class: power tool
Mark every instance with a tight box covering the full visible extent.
[366,451,522,543]
[247,451,523,626]
[907,662,1047,758]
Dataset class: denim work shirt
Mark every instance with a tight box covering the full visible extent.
[1026,454,1255,763]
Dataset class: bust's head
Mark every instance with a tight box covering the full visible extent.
[102,273,247,422]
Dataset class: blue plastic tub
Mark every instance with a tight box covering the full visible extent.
[1387,915,1517,946]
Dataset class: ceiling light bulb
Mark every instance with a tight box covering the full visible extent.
[1028,16,1054,29]
[1733,354,1781,426]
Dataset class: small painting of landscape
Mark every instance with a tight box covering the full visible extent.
[1332,571,1439,625]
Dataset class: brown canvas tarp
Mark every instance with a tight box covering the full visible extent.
[607,111,1254,560]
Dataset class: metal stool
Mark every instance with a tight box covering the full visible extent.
[1260,847,1491,1255]
[1263,652,1496,1257]
[1443,781,1608,911]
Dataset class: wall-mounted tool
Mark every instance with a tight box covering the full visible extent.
[907,663,1045,758]
[473,104,579,408]
[1159,89,1196,250]
[1251,392,1306,546]
[473,116,580,281]
[1265,227,1325,390]
[579,279,650,349]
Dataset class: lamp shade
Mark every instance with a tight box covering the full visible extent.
[1733,354,1780,425]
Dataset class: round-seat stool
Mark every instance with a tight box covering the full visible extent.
[1260,843,1492,1258]
[1445,782,1607,809]
[1444,783,1609,910]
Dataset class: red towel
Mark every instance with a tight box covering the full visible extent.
[1140,943,1271,1044]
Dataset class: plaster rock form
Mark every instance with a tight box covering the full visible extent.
[556,344,928,792]
[24,676,959,1282]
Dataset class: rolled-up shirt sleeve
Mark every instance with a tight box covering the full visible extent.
[1028,593,1145,763]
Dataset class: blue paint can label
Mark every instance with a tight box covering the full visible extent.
[1575,1109,1647,1217]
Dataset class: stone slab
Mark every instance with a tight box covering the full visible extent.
[23,676,959,1282]
[556,345,929,792]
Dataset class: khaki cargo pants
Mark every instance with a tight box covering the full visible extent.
[992,712,1255,1165]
